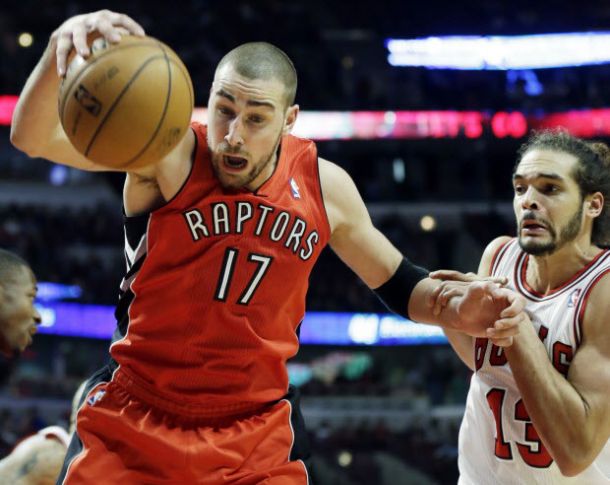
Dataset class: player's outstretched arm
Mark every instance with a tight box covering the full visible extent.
[10,10,144,171]
[435,236,512,369]
[319,158,521,341]
[504,273,610,476]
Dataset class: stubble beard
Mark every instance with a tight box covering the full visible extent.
[208,131,283,190]
[518,204,583,256]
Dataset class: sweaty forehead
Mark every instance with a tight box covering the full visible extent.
[517,149,579,177]
[211,65,285,106]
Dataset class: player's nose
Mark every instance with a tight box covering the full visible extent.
[224,118,244,148]
[520,186,539,210]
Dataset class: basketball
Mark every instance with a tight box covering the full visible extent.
[58,35,194,169]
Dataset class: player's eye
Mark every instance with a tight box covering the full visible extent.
[543,184,558,194]
[218,106,234,117]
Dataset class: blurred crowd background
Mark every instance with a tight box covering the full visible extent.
[1,1,609,483]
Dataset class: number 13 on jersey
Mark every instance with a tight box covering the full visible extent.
[486,388,553,468]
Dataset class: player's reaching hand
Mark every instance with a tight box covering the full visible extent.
[427,270,505,314]
[429,269,507,288]
[52,10,145,76]
[487,302,530,348]
[440,281,526,345]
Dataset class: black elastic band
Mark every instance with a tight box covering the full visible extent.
[373,258,429,318]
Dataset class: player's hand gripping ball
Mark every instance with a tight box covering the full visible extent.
[58,36,194,169]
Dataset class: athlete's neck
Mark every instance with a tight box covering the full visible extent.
[246,155,278,192]
[526,238,603,295]
[245,145,281,192]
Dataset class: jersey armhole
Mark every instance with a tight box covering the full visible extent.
[312,148,332,242]
[154,123,200,212]
[489,238,514,276]
[574,267,610,347]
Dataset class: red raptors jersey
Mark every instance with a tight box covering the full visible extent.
[110,123,330,415]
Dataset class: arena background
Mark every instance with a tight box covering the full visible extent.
[2,1,610,483]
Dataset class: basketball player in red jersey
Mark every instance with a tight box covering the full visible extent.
[434,131,610,483]
[11,10,525,485]
[0,249,41,357]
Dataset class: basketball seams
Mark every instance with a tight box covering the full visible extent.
[83,53,168,160]
[119,42,173,166]
[123,54,193,167]
[171,57,194,132]
[59,40,160,122]
[59,37,193,169]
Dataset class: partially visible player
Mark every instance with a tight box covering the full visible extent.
[437,130,610,483]
[0,427,70,485]
[0,381,86,485]
[0,249,41,356]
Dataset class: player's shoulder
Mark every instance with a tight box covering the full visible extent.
[317,158,360,207]
[318,158,352,188]
[37,425,71,447]
[316,158,363,234]
[12,431,67,455]
[479,236,513,277]
[483,236,513,260]
[580,258,610,340]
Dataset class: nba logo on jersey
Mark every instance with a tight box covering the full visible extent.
[87,389,106,406]
[289,178,301,199]
[567,288,581,308]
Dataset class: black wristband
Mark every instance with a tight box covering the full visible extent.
[373,258,429,318]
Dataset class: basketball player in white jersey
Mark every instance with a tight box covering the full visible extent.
[436,130,610,483]
[0,381,87,485]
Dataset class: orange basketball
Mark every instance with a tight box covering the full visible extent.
[58,35,194,169]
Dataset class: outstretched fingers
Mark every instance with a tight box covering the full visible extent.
[54,10,145,76]
[107,11,145,37]
[429,269,507,286]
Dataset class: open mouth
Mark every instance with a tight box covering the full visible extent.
[223,155,248,172]
[521,220,547,234]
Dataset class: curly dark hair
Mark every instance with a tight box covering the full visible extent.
[517,130,610,247]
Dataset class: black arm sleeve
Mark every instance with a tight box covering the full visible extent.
[373,258,429,318]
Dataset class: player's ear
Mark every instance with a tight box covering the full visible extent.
[283,104,299,135]
[586,192,604,218]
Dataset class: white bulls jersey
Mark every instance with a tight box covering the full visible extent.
[458,238,610,484]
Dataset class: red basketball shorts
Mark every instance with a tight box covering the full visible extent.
[57,365,312,485]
